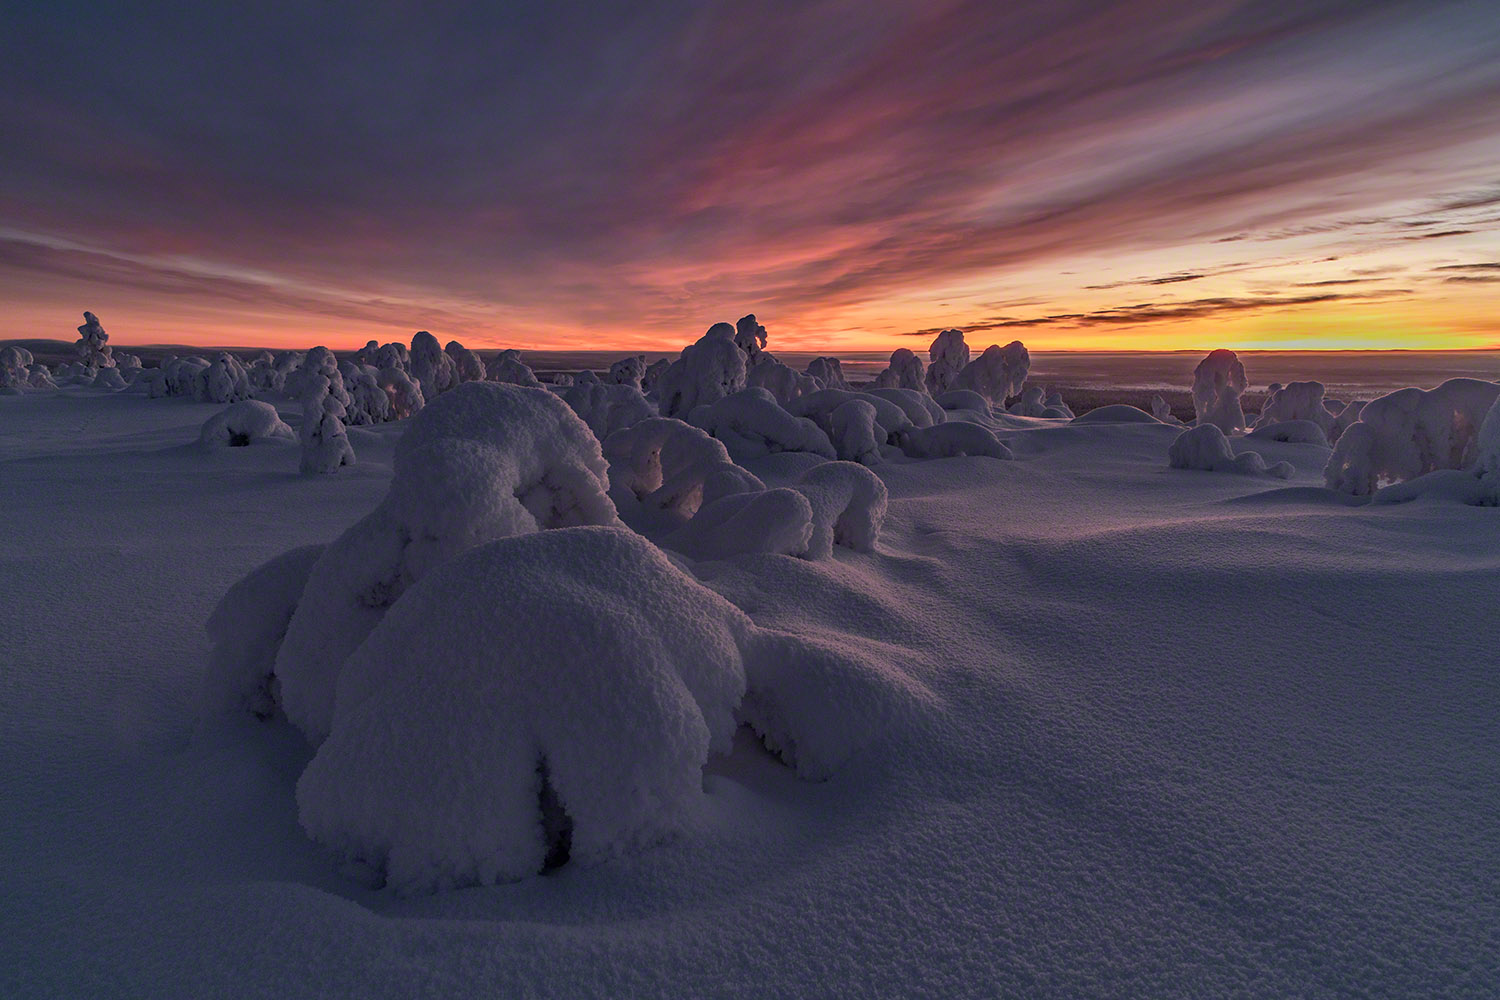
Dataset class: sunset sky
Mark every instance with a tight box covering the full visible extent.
[4,0,1500,352]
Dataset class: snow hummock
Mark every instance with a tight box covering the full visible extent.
[1169,424,1293,478]
[1191,349,1249,434]
[199,400,295,449]
[276,382,620,743]
[1324,378,1500,495]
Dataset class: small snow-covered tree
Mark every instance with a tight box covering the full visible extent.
[1324,378,1500,494]
[925,329,970,396]
[444,340,486,384]
[1191,349,1249,434]
[410,331,459,400]
[804,356,850,391]
[655,323,748,418]
[75,311,114,369]
[607,355,646,389]
[486,348,543,387]
[297,348,356,475]
[954,341,1029,405]
[872,348,926,392]
[734,313,767,361]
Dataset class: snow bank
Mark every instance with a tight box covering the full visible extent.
[276,382,620,743]
[199,400,295,449]
[898,421,1011,460]
[871,348,926,392]
[297,525,751,892]
[688,387,836,463]
[486,349,543,387]
[794,461,888,560]
[199,544,325,719]
[1191,349,1248,434]
[1168,424,1293,478]
[935,389,991,415]
[953,341,1029,405]
[665,487,814,560]
[1324,378,1500,495]
[924,329,969,395]
[656,324,747,418]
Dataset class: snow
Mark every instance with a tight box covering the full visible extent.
[1191,348,1249,434]
[953,340,1030,404]
[199,400,296,449]
[4,378,1499,999]
[607,355,646,389]
[924,328,970,395]
[409,330,459,400]
[871,348,926,392]
[656,323,748,418]
[1255,380,1334,435]
[1324,378,1500,495]
[486,349,543,388]
[804,356,851,391]
[1071,403,1161,424]
[686,387,836,463]
[1168,424,1294,478]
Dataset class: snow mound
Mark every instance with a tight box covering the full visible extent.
[794,461,888,560]
[199,544,325,719]
[1149,395,1181,424]
[1369,469,1496,507]
[91,367,127,391]
[1246,419,1329,446]
[656,323,748,418]
[562,381,656,441]
[1168,424,1293,478]
[377,367,425,419]
[935,389,991,415]
[199,400,295,449]
[1191,349,1249,434]
[1323,378,1500,495]
[297,526,751,893]
[339,363,393,425]
[898,421,1012,460]
[665,487,814,560]
[604,417,762,519]
[276,382,620,743]
[687,387,836,463]
[1071,404,1160,425]
[788,388,913,447]
[953,341,1029,404]
[871,348,926,392]
[924,329,969,395]
[1255,381,1333,435]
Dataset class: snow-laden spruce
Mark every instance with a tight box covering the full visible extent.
[872,348,926,392]
[75,311,114,370]
[276,382,620,743]
[1191,349,1249,434]
[296,347,356,475]
[1255,381,1334,437]
[486,349,543,387]
[1323,377,1500,495]
[954,341,1029,405]
[1168,423,1292,478]
[444,340,485,384]
[656,323,747,418]
[805,356,851,391]
[199,400,295,449]
[733,314,767,361]
[410,330,459,400]
[925,329,970,395]
[607,355,647,389]
[687,387,836,463]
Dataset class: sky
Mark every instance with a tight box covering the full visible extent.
[3,0,1500,353]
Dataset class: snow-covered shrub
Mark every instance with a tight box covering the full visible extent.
[687,387,836,463]
[551,373,574,387]
[897,422,1011,460]
[247,354,285,394]
[1246,420,1328,446]
[953,341,1029,405]
[1071,404,1161,424]
[199,544,326,720]
[352,340,381,367]
[1255,381,1334,436]
[788,388,912,447]
[1191,349,1248,434]
[193,353,253,404]
[656,323,747,418]
[1168,424,1292,478]
[373,342,409,373]
[935,389,991,415]
[827,399,881,465]
[794,461,888,560]
[872,348,926,392]
[276,382,619,742]
[1008,385,1048,417]
[1150,395,1180,424]
[607,355,646,389]
[603,417,760,519]
[200,400,295,448]
[641,358,671,395]
[1042,391,1074,419]
[1329,399,1366,444]
[925,329,969,396]
[866,387,945,428]
[1323,378,1500,495]
[162,356,210,397]
[410,331,459,400]
[378,367,425,419]
[804,356,850,391]
[0,347,41,392]
[340,363,393,425]
[298,358,356,476]
[574,369,601,386]
[562,381,655,441]
[90,367,128,390]
[734,314,767,361]
[747,355,821,405]
[75,311,114,369]
[486,348,543,387]
[445,340,485,384]
[28,365,57,390]
[665,488,815,560]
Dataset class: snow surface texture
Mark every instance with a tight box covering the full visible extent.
[1191,348,1249,434]
[1324,378,1500,495]
[4,378,1500,999]
[1168,424,1293,478]
[199,400,295,449]
[276,382,621,743]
